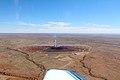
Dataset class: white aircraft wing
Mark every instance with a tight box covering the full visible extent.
[43,69,86,80]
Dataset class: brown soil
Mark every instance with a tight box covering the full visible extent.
[0,34,120,80]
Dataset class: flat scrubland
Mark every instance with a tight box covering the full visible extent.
[0,33,120,80]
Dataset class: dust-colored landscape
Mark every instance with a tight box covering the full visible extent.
[0,33,120,80]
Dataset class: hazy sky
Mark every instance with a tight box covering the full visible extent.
[0,0,120,33]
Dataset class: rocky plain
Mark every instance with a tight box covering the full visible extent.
[0,33,120,80]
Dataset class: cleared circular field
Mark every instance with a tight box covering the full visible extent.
[18,45,91,53]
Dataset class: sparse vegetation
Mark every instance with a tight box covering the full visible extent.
[0,34,120,80]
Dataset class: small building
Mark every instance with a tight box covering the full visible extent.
[43,69,86,80]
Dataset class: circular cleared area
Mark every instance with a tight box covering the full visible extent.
[19,45,91,53]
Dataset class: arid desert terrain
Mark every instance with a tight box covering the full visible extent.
[0,33,120,80]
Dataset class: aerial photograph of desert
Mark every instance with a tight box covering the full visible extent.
[0,34,120,80]
[0,0,120,80]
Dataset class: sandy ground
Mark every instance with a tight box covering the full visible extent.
[0,34,120,80]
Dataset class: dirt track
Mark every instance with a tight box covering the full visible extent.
[0,34,120,80]
[6,47,46,80]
